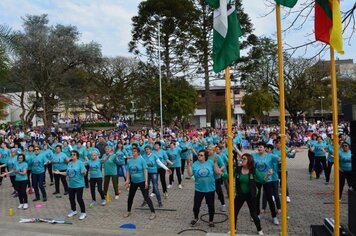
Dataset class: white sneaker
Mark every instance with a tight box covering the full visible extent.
[167,185,172,189]
[89,201,96,208]
[272,195,275,202]
[23,203,28,210]
[164,192,168,199]
[286,196,291,203]
[67,211,78,217]
[101,200,106,206]
[150,193,156,197]
[220,204,226,212]
[273,217,279,225]
[115,195,120,200]
[18,204,24,209]
[258,230,264,235]
[178,184,182,189]
[79,213,86,220]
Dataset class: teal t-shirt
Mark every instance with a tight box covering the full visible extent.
[66,160,86,188]
[75,146,88,162]
[313,142,328,157]
[192,159,215,192]
[62,146,71,157]
[252,152,279,183]
[87,159,102,179]
[87,147,100,159]
[127,156,147,184]
[7,156,18,176]
[142,153,159,173]
[15,162,28,181]
[0,148,10,163]
[340,150,352,171]
[208,154,224,180]
[31,152,48,174]
[167,147,182,168]
[103,153,118,176]
[43,149,54,161]
[24,151,35,170]
[52,152,68,171]
[115,149,127,166]
[179,142,192,160]
[153,149,168,169]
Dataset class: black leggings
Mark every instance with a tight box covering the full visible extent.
[158,168,167,193]
[0,165,6,183]
[181,159,186,176]
[15,180,28,204]
[84,166,89,187]
[308,150,315,173]
[314,156,327,179]
[193,191,215,222]
[215,178,225,205]
[103,175,119,196]
[169,167,182,185]
[234,193,261,231]
[45,163,53,183]
[10,175,16,190]
[54,172,69,193]
[340,170,353,199]
[68,187,85,213]
[127,181,155,213]
[326,161,334,183]
[90,177,105,201]
[27,170,32,188]
[256,182,277,218]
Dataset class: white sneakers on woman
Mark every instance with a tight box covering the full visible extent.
[18,204,24,209]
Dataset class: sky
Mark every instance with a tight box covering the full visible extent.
[0,0,355,61]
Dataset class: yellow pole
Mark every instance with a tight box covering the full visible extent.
[330,47,340,236]
[225,67,235,236]
[275,4,288,236]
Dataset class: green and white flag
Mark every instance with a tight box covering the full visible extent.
[275,0,298,8]
[207,0,243,73]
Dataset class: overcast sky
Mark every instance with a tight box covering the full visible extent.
[0,0,354,61]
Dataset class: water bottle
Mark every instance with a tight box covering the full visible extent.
[9,208,13,216]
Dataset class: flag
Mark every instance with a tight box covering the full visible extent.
[275,0,298,8]
[315,0,344,54]
[206,0,243,73]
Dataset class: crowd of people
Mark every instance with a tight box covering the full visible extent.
[0,121,353,235]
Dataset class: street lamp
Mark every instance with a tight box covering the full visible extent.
[158,18,165,137]
[318,96,325,122]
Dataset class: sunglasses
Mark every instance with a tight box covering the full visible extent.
[242,157,247,161]
[35,149,40,151]
[71,153,77,156]
[198,154,205,157]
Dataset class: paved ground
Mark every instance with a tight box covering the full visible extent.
[0,149,350,235]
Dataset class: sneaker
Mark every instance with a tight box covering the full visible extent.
[258,230,264,235]
[50,182,54,186]
[23,203,28,210]
[325,182,329,185]
[149,213,156,220]
[272,195,275,202]
[52,191,60,195]
[101,200,106,206]
[11,191,17,196]
[273,217,279,225]
[150,193,156,197]
[33,198,40,202]
[43,197,47,202]
[190,219,199,226]
[178,184,182,189]
[123,212,131,218]
[13,193,18,198]
[167,184,172,189]
[209,222,215,227]
[220,204,226,212]
[115,195,120,200]
[164,192,168,199]
[89,201,96,208]
[141,201,147,207]
[286,196,291,203]
[68,211,78,217]
[18,204,24,209]
[64,191,68,195]
[158,202,163,208]
[79,213,86,220]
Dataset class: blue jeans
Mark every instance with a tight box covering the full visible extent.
[32,172,47,199]
[148,172,162,204]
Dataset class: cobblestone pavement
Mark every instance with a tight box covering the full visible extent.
[0,149,349,235]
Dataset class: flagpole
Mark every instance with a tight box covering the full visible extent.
[225,66,235,236]
[275,4,288,236]
[330,47,340,236]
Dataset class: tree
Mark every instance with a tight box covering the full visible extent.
[8,14,101,128]
[242,89,274,123]
[129,0,197,77]
[239,37,328,122]
[83,57,139,121]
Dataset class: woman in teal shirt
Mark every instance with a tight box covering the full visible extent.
[0,148,19,197]
[311,136,328,179]
[124,147,156,220]
[52,145,69,195]
[102,146,120,200]
[187,150,222,227]
[54,150,87,220]
[87,151,106,207]
[166,142,182,189]
[339,142,354,200]
[0,154,29,209]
